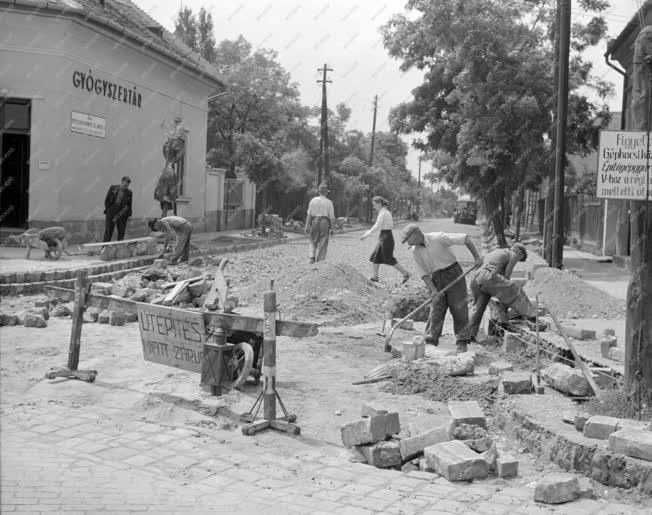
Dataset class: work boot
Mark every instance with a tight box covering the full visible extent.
[455,342,468,354]
[425,336,439,346]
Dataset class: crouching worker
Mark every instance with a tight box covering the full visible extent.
[148,216,192,265]
[468,242,536,340]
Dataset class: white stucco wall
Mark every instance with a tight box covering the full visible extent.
[0,7,215,238]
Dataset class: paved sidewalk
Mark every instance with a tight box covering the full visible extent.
[2,402,648,514]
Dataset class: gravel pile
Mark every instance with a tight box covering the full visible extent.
[238,262,394,326]
[524,267,626,319]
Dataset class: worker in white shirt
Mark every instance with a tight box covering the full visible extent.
[305,183,336,263]
[402,224,483,354]
[148,216,193,264]
[360,196,410,283]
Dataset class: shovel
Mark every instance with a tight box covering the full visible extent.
[383,265,479,352]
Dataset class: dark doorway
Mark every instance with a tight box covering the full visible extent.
[0,98,31,229]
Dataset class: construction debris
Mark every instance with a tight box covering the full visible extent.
[501,372,533,394]
[357,441,402,468]
[488,361,514,375]
[609,428,652,462]
[448,400,487,430]
[398,425,450,461]
[340,412,400,448]
[496,455,518,478]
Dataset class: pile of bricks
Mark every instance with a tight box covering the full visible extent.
[340,400,520,482]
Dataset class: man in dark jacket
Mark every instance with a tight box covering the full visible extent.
[103,176,132,242]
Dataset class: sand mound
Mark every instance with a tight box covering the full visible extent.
[524,267,626,319]
[238,262,392,326]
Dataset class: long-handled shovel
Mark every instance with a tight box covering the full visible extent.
[384,265,479,352]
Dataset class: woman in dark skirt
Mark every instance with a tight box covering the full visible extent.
[360,196,411,283]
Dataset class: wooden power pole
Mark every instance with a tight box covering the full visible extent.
[625,25,652,406]
[317,64,332,188]
[367,95,378,223]
[551,0,571,269]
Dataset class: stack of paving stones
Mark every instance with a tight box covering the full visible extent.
[340,400,520,483]
[599,329,624,363]
[560,411,652,463]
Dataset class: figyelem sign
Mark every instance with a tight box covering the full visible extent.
[597,130,652,200]
[137,304,206,373]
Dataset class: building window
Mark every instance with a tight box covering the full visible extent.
[174,156,185,196]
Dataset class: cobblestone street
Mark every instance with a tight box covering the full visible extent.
[3,402,649,514]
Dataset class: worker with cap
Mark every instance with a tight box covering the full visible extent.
[148,215,193,264]
[467,242,537,339]
[402,224,483,353]
[305,183,336,263]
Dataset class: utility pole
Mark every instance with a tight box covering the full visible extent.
[367,95,378,223]
[317,64,332,188]
[416,156,422,219]
[544,0,562,264]
[625,26,652,409]
[551,0,570,269]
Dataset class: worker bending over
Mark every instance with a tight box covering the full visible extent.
[402,224,482,354]
[467,242,537,340]
[148,216,193,265]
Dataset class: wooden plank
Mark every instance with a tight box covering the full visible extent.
[81,237,155,250]
[45,286,319,338]
[137,303,206,373]
[161,275,203,290]
[162,278,193,306]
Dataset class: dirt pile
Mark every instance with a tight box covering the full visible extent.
[524,267,626,319]
[383,362,498,408]
[238,262,392,325]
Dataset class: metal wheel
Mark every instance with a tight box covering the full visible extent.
[44,238,63,260]
[222,342,254,390]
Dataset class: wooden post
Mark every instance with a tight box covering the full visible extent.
[625,26,652,405]
[67,270,88,371]
[45,270,97,383]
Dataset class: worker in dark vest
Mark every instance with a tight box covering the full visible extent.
[103,176,132,242]
[148,216,192,264]
[467,242,537,339]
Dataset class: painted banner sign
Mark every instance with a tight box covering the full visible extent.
[137,304,205,373]
[71,111,106,138]
[597,130,652,200]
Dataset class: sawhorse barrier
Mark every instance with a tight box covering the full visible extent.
[44,273,317,434]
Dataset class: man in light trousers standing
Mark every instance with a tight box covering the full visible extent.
[402,224,482,354]
[305,183,336,263]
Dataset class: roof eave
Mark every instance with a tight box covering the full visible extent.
[606,0,652,55]
[0,0,226,89]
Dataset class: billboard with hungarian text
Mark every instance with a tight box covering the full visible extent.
[597,130,652,200]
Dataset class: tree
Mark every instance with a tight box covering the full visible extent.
[381,0,612,246]
[196,8,216,62]
[174,7,198,50]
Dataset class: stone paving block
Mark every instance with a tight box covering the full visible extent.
[558,324,596,341]
[356,441,401,468]
[608,347,625,362]
[109,310,126,326]
[488,361,514,376]
[600,336,617,357]
[111,285,129,298]
[609,428,652,461]
[463,437,492,453]
[418,458,436,473]
[562,410,577,424]
[124,312,138,323]
[423,440,488,481]
[341,413,400,447]
[98,309,110,324]
[360,402,388,417]
[401,340,425,362]
[574,412,590,432]
[501,372,533,394]
[496,455,518,478]
[542,363,592,397]
[533,473,580,504]
[603,328,616,337]
[51,303,73,317]
[447,400,487,429]
[399,424,450,461]
[503,332,522,352]
[617,418,650,432]
[481,441,498,472]
[23,313,47,328]
[0,312,19,326]
[578,478,595,499]
[583,415,621,440]
[590,367,616,388]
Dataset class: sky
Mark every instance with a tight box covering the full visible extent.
[137,0,641,177]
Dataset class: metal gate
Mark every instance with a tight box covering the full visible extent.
[224,179,244,230]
